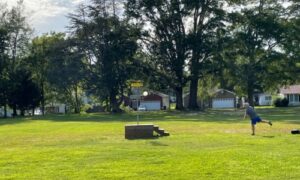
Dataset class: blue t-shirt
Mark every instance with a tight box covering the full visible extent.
[246,106,258,119]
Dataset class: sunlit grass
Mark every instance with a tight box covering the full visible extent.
[0,107,300,179]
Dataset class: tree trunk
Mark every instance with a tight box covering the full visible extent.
[188,77,199,110]
[41,82,45,116]
[20,109,25,116]
[4,104,7,118]
[247,79,255,107]
[13,105,17,117]
[175,87,184,110]
[109,90,121,113]
[74,86,80,114]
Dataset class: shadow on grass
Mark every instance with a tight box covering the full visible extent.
[125,136,160,141]
[261,136,275,138]
[0,107,299,126]
[0,117,29,126]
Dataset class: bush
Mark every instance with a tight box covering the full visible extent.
[81,104,92,113]
[274,98,289,107]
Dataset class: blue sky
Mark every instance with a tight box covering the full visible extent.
[4,0,88,35]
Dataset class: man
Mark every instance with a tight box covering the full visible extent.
[243,103,272,135]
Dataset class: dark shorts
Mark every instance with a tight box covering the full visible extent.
[251,116,262,125]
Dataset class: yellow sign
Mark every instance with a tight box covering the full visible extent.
[131,81,143,88]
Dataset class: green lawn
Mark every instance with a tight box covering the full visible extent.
[0,107,300,180]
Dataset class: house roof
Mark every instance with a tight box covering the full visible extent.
[280,85,300,94]
[214,89,236,95]
[149,91,169,98]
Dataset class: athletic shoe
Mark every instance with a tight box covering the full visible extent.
[269,121,272,126]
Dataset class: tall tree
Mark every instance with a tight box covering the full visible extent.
[4,0,32,116]
[0,3,10,117]
[223,0,287,106]
[47,37,87,114]
[126,0,189,110]
[282,1,300,83]
[7,68,42,116]
[70,0,138,112]
[28,33,65,115]
[185,0,226,110]
[6,0,32,68]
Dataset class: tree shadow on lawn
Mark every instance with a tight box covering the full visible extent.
[0,107,299,126]
[0,117,29,126]
[29,112,246,124]
[260,135,275,138]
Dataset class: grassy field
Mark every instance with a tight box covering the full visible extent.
[0,107,300,180]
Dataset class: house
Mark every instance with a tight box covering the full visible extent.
[254,93,272,106]
[211,89,236,109]
[280,85,300,106]
[0,107,13,117]
[44,103,66,114]
[129,91,170,111]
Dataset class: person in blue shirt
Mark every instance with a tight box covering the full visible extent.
[243,103,272,135]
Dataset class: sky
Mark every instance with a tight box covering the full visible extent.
[3,0,89,35]
[3,0,291,36]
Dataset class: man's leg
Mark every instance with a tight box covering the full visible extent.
[252,124,255,135]
[260,119,272,126]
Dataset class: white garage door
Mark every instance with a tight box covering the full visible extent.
[140,101,161,110]
[212,98,235,109]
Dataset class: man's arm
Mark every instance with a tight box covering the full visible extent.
[243,110,247,119]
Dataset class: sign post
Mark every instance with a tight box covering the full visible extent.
[131,80,143,125]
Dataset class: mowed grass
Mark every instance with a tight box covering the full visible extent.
[0,107,300,180]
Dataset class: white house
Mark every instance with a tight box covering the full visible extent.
[280,85,300,106]
[0,107,13,117]
[211,89,236,109]
[44,103,66,114]
[130,91,170,111]
[254,93,272,106]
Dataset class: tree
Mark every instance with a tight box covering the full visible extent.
[46,37,87,114]
[185,0,226,110]
[7,68,42,116]
[281,1,300,83]
[4,0,32,116]
[126,0,189,110]
[70,0,139,112]
[0,3,10,117]
[222,0,287,106]
[6,0,32,68]
[28,33,65,115]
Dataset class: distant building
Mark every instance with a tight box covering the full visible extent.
[210,89,236,109]
[280,85,300,106]
[254,93,272,106]
[129,91,170,111]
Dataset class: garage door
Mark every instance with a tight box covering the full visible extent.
[212,98,235,109]
[140,101,161,110]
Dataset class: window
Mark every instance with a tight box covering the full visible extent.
[289,94,300,102]
[297,94,300,102]
[265,96,271,101]
[290,94,295,102]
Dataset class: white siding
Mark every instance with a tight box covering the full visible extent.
[258,94,272,106]
[212,98,235,109]
[140,101,161,110]
[287,94,300,106]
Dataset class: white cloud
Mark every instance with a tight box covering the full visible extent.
[4,0,88,35]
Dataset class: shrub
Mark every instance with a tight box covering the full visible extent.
[274,98,289,107]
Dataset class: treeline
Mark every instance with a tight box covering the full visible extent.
[0,0,299,116]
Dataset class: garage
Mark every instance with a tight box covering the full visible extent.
[140,101,161,110]
[212,98,235,109]
[211,89,236,109]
